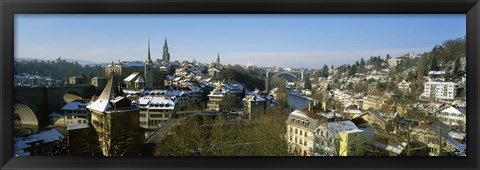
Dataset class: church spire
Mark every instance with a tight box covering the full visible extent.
[216,53,220,63]
[162,36,170,62]
[147,33,152,63]
[164,36,168,47]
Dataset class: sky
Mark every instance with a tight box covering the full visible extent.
[15,14,466,69]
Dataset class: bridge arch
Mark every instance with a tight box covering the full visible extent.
[14,96,39,126]
[63,90,83,103]
[272,72,299,81]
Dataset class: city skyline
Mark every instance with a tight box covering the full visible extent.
[16,14,466,68]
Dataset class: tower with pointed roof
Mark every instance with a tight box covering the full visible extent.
[162,36,170,62]
[144,35,154,89]
[87,77,142,156]
[216,53,220,63]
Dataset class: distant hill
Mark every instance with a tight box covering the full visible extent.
[15,57,100,66]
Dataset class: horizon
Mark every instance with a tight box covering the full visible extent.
[15,14,466,69]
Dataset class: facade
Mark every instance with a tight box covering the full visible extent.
[63,100,90,125]
[286,108,326,156]
[49,100,91,126]
[363,93,382,111]
[87,77,143,156]
[421,81,457,100]
[138,95,176,130]
[104,61,144,80]
[314,120,364,156]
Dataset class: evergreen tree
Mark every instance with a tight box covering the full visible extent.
[430,56,439,71]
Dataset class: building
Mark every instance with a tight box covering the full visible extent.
[313,120,364,156]
[123,72,145,90]
[436,106,466,132]
[14,129,64,156]
[421,81,457,100]
[387,58,402,68]
[412,121,450,156]
[397,80,411,93]
[428,71,446,82]
[243,90,274,120]
[207,84,237,111]
[87,77,143,156]
[138,95,176,130]
[67,124,101,156]
[104,61,144,81]
[91,77,107,94]
[208,53,223,78]
[49,100,90,126]
[286,108,327,156]
[363,93,383,111]
[68,76,85,85]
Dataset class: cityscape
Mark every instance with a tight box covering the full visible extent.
[13,15,466,156]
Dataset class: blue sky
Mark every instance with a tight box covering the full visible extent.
[15,14,465,68]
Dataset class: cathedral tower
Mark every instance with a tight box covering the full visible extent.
[162,37,170,62]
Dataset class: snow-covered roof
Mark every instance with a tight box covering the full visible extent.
[124,72,140,82]
[14,129,64,155]
[440,106,466,115]
[123,61,144,67]
[428,71,446,75]
[148,96,175,110]
[49,111,63,117]
[61,100,87,111]
[134,76,145,83]
[87,77,122,113]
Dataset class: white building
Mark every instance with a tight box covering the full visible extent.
[421,82,457,100]
[436,106,466,130]
[49,100,90,126]
[138,95,176,130]
[286,109,326,156]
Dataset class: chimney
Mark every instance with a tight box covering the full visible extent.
[308,102,312,111]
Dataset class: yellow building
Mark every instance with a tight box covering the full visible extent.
[87,77,143,156]
[314,120,364,156]
[338,129,364,156]
[286,108,327,156]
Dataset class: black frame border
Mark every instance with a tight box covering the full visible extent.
[1,0,479,170]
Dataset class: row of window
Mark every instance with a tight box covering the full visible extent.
[289,135,307,146]
[289,127,309,137]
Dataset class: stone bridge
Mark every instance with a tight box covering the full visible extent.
[14,84,97,126]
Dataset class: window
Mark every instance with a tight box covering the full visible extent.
[295,129,298,134]
[305,132,308,137]
[304,141,307,146]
